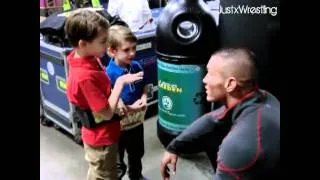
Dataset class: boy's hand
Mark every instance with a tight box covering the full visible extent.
[140,95,147,111]
[117,72,143,85]
[117,99,128,117]
[127,99,144,112]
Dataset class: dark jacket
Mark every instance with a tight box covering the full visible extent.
[167,89,280,180]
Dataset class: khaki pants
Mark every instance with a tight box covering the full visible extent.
[84,143,117,180]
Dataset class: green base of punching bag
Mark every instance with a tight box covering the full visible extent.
[157,59,207,133]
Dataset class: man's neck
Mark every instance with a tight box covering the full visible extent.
[225,88,256,108]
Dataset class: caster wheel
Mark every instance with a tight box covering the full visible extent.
[40,106,44,118]
[53,124,60,130]
[74,133,83,144]
[40,117,53,126]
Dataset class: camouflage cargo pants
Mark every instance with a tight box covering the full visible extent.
[84,143,117,180]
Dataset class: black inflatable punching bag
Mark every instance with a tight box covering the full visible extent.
[219,0,280,99]
[156,0,219,147]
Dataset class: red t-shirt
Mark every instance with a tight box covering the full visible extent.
[66,50,120,146]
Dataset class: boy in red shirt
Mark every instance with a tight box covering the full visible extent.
[64,9,143,180]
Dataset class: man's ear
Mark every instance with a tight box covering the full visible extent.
[107,47,116,57]
[224,77,237,93]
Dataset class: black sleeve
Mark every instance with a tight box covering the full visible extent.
[166,113,218,154]
[215,102,280,180]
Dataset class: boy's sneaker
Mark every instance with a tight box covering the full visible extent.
[117,166,127,180]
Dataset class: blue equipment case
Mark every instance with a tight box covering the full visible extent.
[40,40,81,141]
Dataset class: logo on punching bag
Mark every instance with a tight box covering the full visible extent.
[162,96,173,111]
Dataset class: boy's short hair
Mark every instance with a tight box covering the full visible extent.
[64,9,110,47]
[108,25,137,49]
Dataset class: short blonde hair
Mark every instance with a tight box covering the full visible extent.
[108,25,137,49]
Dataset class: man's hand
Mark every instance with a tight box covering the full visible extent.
[160,151,178,180]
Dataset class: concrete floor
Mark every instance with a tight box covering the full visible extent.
[40,115,214,180]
